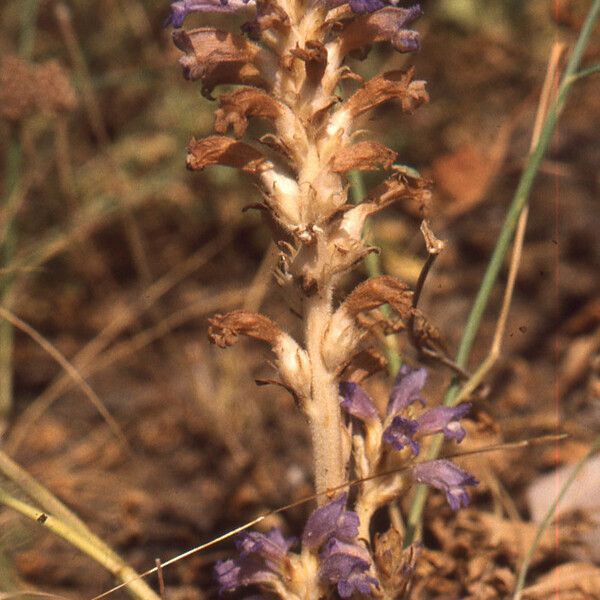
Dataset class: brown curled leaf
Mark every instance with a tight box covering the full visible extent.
[340,348,387,383]
[343,67,428,119]
[255,378,302,407]
[411,309,447,354]
[344,276,413,320]
[214,87,283,138]
[330,141,397,173]
[243,0,290,38]
[187,136,270,172]
[363,171,432,218]
[172,28,271,96]
[208,310,281,348]
[290,40,327,84]
[338,7,422,57]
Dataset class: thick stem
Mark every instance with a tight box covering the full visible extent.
[305,288,345,500]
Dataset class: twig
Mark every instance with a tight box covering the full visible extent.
[154,560,166,600]
[404,0,600,546]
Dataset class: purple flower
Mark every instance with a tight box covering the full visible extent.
[412,459,478,510]
[383,416,420,454]
[348,0,388,13]
[165,0,253,28]
[324,0,416,14]
[386,364,427,417]
[302,493,359,549]
[214,529,293,593]
[319,538,379,598]
[339,382,380,423]
[416,403,472,443]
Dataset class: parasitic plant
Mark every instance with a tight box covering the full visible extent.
[166,0,477,596]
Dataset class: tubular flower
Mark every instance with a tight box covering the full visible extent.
[340,366,473,454]
[216,495,379,597]
[415,403,472,443]
[165,0,254,27]
[214,529,295,593]
[412,460,479,510]
[319,538,380,598]
[386,363,427,417]
[382,416,420,454]
[302,493,360,549]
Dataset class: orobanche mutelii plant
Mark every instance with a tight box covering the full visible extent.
[166,0,477,597]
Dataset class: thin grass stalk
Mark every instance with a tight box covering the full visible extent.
[349,170,401,376]
[0,487,160,600]
[404,0,600,547]
[512,435,600,600]
[0,0,39,419]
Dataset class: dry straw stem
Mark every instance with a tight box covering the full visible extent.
[454,41,567,406]
[0,306,129,453]
[404,0,600,547]
[0,0,39,420]
[0,487,160,600]
[7,284,246,453]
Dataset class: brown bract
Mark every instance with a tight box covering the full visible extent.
[172,28,269,95]
[290,40,328,87]
[344,275,413,320]
[214,88,283,138]
[362,171,431,218]
[343,67,428,119]
[187,136,269,172]
[340,348,387,383]
[330,141,397,173]
[243,0,290,38]
[207,310,282,348]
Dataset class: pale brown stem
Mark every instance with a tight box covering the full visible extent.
[305,288,345,499]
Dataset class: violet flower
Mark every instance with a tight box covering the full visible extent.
[386,363,427,417]
[304,494,379,597]
[214,529,293,593]
[416,403,472,443]
[165,0,253,28]
[412,459,479,510]
[339,382,379,423]
[382,416,420,454]
[302,492,359,549]
[319,538,379,598]
[324,0,417,15]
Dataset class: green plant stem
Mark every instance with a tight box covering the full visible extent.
[0,0,40,419]
[348,170,401,376]
[404,0,600,547]
[513,435,600,600]
[0,485,160,600]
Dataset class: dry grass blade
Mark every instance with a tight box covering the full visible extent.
[6,235,235,453]
[455,42,567,405]
[0,306,129,453]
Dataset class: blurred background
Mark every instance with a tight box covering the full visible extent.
[0,0,599,598]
